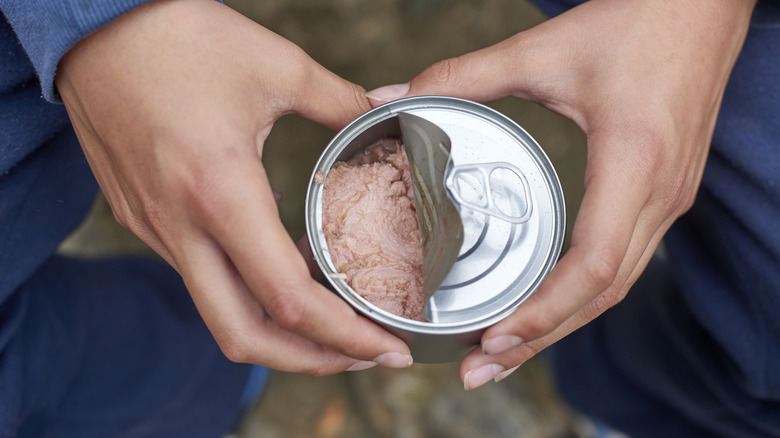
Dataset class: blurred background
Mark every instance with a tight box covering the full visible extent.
[61,0,589,436]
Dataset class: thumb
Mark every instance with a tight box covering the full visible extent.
[366,37,536,106]
[291,60,373,131]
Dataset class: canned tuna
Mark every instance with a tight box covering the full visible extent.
[306,96,565,363]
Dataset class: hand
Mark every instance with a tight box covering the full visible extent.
[366,0,756,388]
[56,0,412,374]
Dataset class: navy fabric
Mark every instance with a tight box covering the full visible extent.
[553,259,780,437]
[0,112,95,302]
[0,10,96,302]
[1,2,260,437]
[674,22,780,402]
[531,0,780,22]
[1,9,100,313]
[528,1,780,437]
[2,256,255,438]
[527,0,584,17]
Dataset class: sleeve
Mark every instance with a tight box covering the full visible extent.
[0,0,158,103]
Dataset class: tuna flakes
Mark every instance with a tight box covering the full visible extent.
[322,138,425,321]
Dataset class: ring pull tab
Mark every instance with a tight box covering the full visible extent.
[445,161,533,224]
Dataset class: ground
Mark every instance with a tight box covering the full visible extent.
[60,1,590,436]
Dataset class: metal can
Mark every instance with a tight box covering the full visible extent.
[306,96,565,363]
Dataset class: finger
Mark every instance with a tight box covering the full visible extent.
[366,34,552,106]
[573,157,699,324]
[459,229,665,390]
[613,212,678,298]
[288,58,373,131]
[176,233,375,375]
[366,43,516,106]
[203,160,412,366]
[551,203,672,334]
[481,138,653,348]
[460,197,677,387]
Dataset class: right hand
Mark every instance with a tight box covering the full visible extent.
[56,0,412,374]
[366,0,755,387]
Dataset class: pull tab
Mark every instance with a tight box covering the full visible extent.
[445,162,533,224]
[397,112,464,308]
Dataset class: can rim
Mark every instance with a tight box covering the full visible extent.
[305,95,565,335]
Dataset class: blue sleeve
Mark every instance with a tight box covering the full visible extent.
[527,0,585,17]
[529,0,780,23]
[0,0,156,102]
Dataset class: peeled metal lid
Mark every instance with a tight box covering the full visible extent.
[394,97,565,328]
[396,113,463,310]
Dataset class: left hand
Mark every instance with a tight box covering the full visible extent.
[56,0,413,375]
[366,0,757,389]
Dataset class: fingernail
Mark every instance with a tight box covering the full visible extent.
[464,363,505,391]
[373,352,414,368]
[365,83,410,103]
[494,365,520,383]
[482,335,523,355]
[346,361,377,372]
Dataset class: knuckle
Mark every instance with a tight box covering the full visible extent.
[285,43,312,72]
[111,204,132,231]
[106,196,169,253]
[348,82,371,113]
[279,343,346,376]
[302,354,342,377]
[521,310,561,340]
[272,42,312,86]
[631,130,669,185]
[183,178,225,222]
[583,246,621,291]
[265,290,310,332]
[287,44,323,93]
[303,364,329,377]
[336,334,366,359]
[664,171,697,215]
[112,199,154,238]
[517,338,547,360]
[584,286,627,320]
[678,192,697,214]
[167,152,245,225]
[136,197,167,236]
[422,56,461,89]
[104,195,137,232]
[215,332,252,364]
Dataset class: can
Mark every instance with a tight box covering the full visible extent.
[306,96,565,363]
